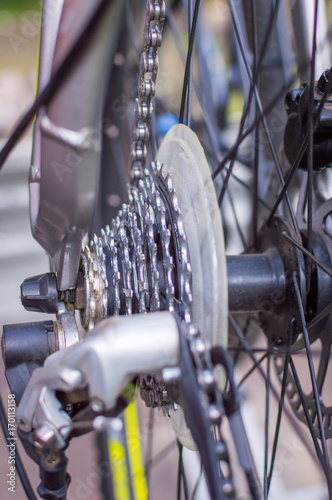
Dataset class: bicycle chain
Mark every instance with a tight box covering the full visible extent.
[130,0,166,179]
[79,0,236,491]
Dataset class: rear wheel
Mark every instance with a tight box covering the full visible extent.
[85,1,332,498]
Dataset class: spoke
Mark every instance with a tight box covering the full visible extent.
[267,140,307,225]
[267,321,293,494]
[218,92,253,208]
[212,78,294,180]
[315,338,331,395]
[229,0,299,236]
[191,460,204,500]
[292,274,329,463]
[218,0,278,211]
[228,313,322,468]
[267,67,332,224]
[145,440,177,470]
[186,0,194,128]
[289,357,332,495]
[307,0,319,262]
[252,120,260,247]
[250,0,259,248]
[179,0,201,125]
[282,232,332,279]
[255,0,281,71]
[288,356,324,462]
[263,353,270,500]
[177,442,182,500]
[229,345,323,356]
[238,352,268,387]
[218,78,253,207]
[211,29,332,186]
[218,142,251,168]
[165,2,222,162]
[304,0,319,300]
[177,441,189,500]
[225,169,272,211]
[224,175,250,252]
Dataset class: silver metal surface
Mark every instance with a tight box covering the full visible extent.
[40,116,99,151]
[56,302,79,349]
[80,243,108,330]
[30,0,126,290]
[17,312,180,449]
[29,0,65,239]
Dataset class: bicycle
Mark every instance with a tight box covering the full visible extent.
[1,0,332,499]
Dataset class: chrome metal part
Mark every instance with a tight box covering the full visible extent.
[80,243,108,331]
[130,0,166,178]
[17,312,181,450]
[56,303,79,349]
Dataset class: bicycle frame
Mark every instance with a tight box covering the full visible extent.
[31,0,125,290]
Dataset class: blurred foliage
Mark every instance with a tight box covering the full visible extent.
[1,0,41,15]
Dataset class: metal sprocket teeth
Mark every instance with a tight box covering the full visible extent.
[79,161,193,409]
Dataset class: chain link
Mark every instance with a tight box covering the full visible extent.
[130,1,166,179]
